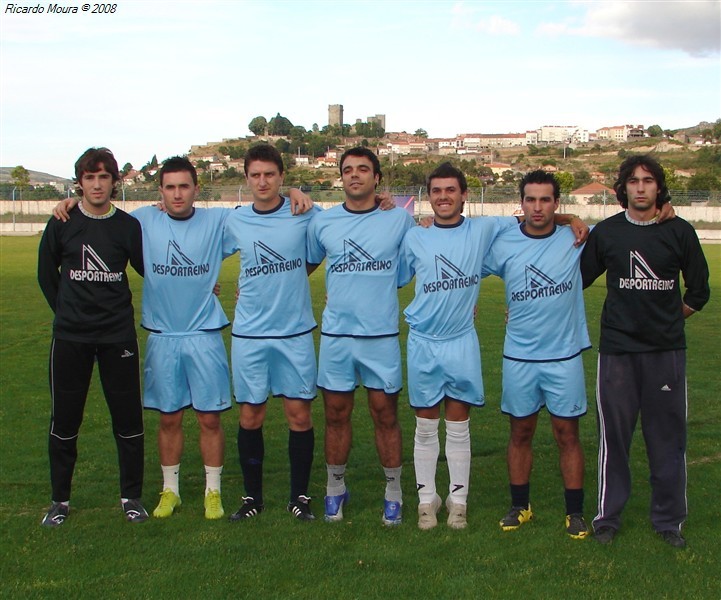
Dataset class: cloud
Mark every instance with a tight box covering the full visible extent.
[539,0,720,57]
[451,1,521,35]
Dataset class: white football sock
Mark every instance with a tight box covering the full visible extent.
[161,464,180,496]
[383,466,402,503]
[326,463,346,496]
[414,417,440,504]
[445,419,471,505]
[204,465,223,494]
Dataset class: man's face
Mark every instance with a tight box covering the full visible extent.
[159,170,198,218]
[521,182,558,234]
[80,167,114,209]
[246,160,283,205]
[341,155,379,201]
[429,177,466,225]
[626,165,659,213]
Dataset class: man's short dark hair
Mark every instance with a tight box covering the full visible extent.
[519,170,560,200]
[74,147,120,198]
[244,143,284,175]
[159,156,198,187]
[426,162,467,194]
[339,147,382,183]
[614,154,670,209]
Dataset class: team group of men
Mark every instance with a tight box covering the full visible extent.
[38,145,709,548]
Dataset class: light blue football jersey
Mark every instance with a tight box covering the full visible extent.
[133,206,230,334]
[400,216,517,339]
[223,197,320,338]
[307,204,415,337]
[483,224,591,361]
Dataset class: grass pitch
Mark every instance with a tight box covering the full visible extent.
[1,236,719,599]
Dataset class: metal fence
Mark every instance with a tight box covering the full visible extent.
[1,185,719,206]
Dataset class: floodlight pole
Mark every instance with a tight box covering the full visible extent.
[12,187,16,231]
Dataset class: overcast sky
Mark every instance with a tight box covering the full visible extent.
[1,0,719,178]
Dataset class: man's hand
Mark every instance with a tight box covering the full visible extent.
[376,191,396,211]
[213,282,221,297]
[288,188,313,215]
[53,198,78,222]
[419,215,434,228]
[656,202,675,223]
[569,216,589,247]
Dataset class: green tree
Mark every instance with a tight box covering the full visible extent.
[275,139,291,153]
[554,171,575,193]
[414,128,428,138]
[121,162,133,176]
[11,165,30,191]
[647,124,663,137]
[687,172,720,191]
[268,113,293,136]
[572,169,592,187]
[224,167,240,179]
[248,116,268,136]
[500,170,516,184]
[713,119,721,140]
[466,175,482,188]
[663,166,680,190]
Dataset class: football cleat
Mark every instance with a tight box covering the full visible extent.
[324,490,350,523]
[565,513,589,539]
[382,499,402,526]
[287,495,316,521]
[446,496,468,530]
[123,498,149,523]
[229,496,264,521]
[417,494,442,530]
[153,488,181,518]
[41,501,69,528]
[499,505,533,531]
[204,489,224,520]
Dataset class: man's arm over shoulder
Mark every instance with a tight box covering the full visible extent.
[37,219,61,311]
[580,225,605,289]
[128,217,144,277]
[679,222,710,315]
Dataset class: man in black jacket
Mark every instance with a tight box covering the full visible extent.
[581,154,710,548]
[38,147,147,527]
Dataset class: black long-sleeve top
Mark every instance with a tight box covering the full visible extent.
[580,211,710,354]
[38,204,144,343]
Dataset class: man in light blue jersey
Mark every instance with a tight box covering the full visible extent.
[307,147,415,526]
[52,156,231,519]
[222,144,320,522]
[133,157,232,520]
[52,156,314,521]
[483,170,591,539]
[399,162,520,530]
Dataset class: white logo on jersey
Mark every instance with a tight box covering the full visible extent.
[423,254,478,293]
[243,241,302,277]
[152,240,210,276]
[69,245,123,282]
[510,264,572,302]
[166,240,194,266]
[525,264,556,289]
[619,251,674,291]
[330,239,391,273]
[83,244,111,271]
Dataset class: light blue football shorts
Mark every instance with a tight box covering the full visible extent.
[143,331,231,413]
[231,332,317,404]
[318,334,402,394]
[501,354,587,419]
[407,329,484,409]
